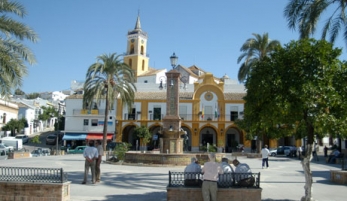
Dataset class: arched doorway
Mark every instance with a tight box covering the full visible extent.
[122,125,137,150]
[225,127,243,153]
[200,127,216,146]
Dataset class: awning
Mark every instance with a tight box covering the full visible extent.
[62,133,87,140]
[86,133,113,140]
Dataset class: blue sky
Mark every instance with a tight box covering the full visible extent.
[16,0,346,93]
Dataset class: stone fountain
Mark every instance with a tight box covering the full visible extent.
[159,69,185,154]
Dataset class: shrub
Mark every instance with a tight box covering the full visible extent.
[113,142,131,161]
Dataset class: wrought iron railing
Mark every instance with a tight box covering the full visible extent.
[168,171,260,188]
[0,167,68,183]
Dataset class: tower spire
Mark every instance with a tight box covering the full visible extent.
[134,11,141,30]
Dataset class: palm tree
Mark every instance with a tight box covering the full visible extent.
[237,33,280,83]
[284,0,347,44]
[83,53,136,151]
[0,0,38,97]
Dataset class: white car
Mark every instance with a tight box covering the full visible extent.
[0,143,14,152]
[15,135,29,144]
[269,149,277,156]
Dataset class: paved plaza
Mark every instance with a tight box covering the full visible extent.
[0,153,345,201]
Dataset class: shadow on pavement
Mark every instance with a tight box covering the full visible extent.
[262,200,296,201]
[67,171,168,189]
[102,192,166,201]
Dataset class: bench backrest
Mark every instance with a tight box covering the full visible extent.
[168,171,260,188]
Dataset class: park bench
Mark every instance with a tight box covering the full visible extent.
[326,153,345,164]
[0,166,70,201]
[167,171,262,201]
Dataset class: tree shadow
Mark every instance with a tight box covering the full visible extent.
[67,171,168,189]
[262,199,296,201]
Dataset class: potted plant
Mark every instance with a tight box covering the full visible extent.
[133,125,152,153]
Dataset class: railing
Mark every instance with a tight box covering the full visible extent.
[168,171,260,188]
[0,167,68,183]
[73,109,107,115]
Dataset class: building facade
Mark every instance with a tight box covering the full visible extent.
[0,99,19,138]
[63,15,265,152]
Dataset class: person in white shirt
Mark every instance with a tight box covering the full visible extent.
[184,157,202,186]
[201,153,223,201]
[95,140,104,182]
[261,145,270,169]
[82,140,98,184]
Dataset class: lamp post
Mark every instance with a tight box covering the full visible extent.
[170,52,178,69]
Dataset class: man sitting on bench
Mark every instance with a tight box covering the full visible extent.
[184,157,202,187]
[328,149,340,163]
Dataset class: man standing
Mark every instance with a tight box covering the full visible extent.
[82,140,98,184]
[261,145,270,169]
[184,157,202,187]
[201,153,223,201]
[95,140,104,182]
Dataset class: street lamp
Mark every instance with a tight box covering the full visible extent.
[170,52,178,69]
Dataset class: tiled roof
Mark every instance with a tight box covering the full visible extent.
[138,67,164,77]
[177,65,199,78]
[66,92,246,101]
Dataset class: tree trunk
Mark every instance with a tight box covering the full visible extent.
[102,91,109,151]
[301,122,316,201]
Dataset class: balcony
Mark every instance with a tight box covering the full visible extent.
[73,109,106,115]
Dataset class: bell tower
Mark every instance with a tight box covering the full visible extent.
[124,14,149,81]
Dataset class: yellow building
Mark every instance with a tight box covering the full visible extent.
[64,15,288,152]
[115,16,254,152]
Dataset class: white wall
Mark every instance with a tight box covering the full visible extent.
[64,98,116,133]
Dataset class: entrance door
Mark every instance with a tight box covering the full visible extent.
[202,134,213,146]
[226,134,235,153]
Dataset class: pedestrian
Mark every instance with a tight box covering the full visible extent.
[201,153,223,201]
[95,140,104,182]
[82,140,98,184]
[324,146,328,157]
[298,146,303,160]
[261,145,270,169]
[312,143,319,161]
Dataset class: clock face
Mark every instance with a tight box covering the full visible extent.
[131,39,135,43]
[204,92,213,101]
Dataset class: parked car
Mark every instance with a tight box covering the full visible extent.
[31,149,42,157]
[276,146,297,157]
[15,134,29,144]
[53,132,64,141]
[0,148,7,160]
[67,146,86,154]
[0,143,14,152]
[46,134,57,145]
[269,149,277,156]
